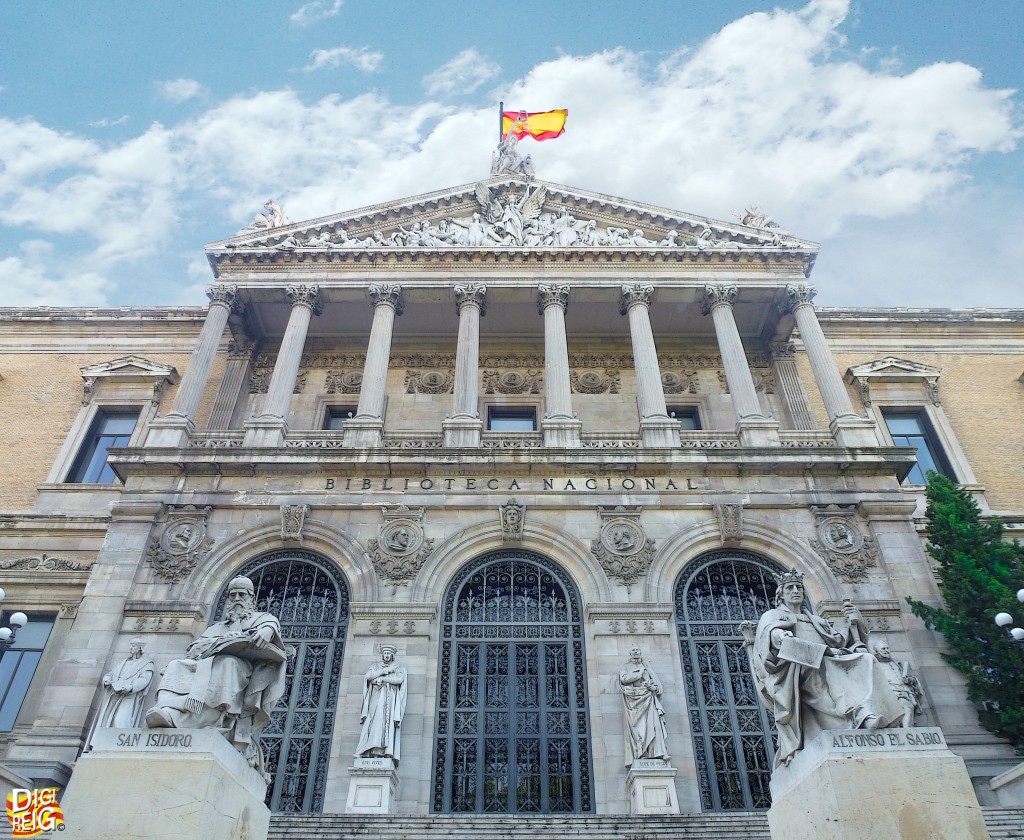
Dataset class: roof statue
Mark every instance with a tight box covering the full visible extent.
[237,198,291,235]
[490,133,535,177]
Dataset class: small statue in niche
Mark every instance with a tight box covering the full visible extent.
[619,646,669,766]
[873,640,923,728]
[85,638,155,749]
[355,644,408,764]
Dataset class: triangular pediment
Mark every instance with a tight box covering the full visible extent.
[845,357,942,381]
[80,355,179,381]
[205,175,818,270]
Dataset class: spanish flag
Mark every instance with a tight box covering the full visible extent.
[502,109,568,141]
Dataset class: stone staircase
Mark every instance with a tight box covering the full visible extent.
[269,808,1024,839]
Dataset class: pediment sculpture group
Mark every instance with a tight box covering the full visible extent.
[90,570,920,784]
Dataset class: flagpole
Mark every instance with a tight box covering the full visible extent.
[498,101,504,143]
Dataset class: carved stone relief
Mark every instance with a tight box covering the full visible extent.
[0,554,92,571]
[405,369,455,394]
[808,505,879,583]
[570,369,620,394]
[483,369,543,395]
[281,504,310,543]
[714,503,744,542]
[249,358,307,395]
[326,370,363,394]
[146,506,214,583]
[500,499,526,542]
[367,506,435,587]
[661,370,699,394]
[591,506,656,587]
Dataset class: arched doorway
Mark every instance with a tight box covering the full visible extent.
[674,550,783,811]
[216,549,349,813]
[432,550,594,813]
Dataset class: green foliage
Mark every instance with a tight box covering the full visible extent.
[907,474,1024,747]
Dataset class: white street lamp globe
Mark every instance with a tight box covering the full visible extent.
[996,612,1014,627]
[1017,588,1024,604]
[1012,628,1024,641]
[0,587,6,604]
[9,612,27,628]
[0,628,11,642]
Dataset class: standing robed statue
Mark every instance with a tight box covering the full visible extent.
[355,644,407,764]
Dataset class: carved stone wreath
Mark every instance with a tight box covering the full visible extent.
[405,369,455,394]
[326,370,363,394]
[662,370,699,394]
[808,506,878,583]
[483,369,543,395]
[367,516,434,587]
[146,507,214,583]
[570,369,620,394]
[591,513,655,587]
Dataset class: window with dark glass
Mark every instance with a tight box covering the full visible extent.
[881,409,954,485]
[669,406,702,430]
[68,410,139,483]
[487,407,537,431]
[323,406,357,430]
[0,617,54,731]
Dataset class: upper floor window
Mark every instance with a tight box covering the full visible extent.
[0,616,54,731]
[323,406,356,430]
[488,407,537,432]
[669,406,702,431]
[68,410,139,483]
[881,409,954,485]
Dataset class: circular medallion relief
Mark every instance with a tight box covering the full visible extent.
[380,521,423,556]
[340,371,363,389]
[499,371,526,389]
[819,519,862,553]
[601,521,645,556]
[160,521,204,555]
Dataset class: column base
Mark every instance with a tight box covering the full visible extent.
[145,415,194,448]
[626,758,680,815]
[542,416,583,448]
[736,416,780,446]
[442,415,483,448]
[342,416,384,448]
[830,415,880,447]
[61,728,270,840]
[767,728,988,840]
[639,416,681,448]
[346,756,399,814]
[243,416,288,448]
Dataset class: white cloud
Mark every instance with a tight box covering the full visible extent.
[303,46,383,73]
[158,78,204,103]
[89,115,130,128]
[0,242,111,306]
[423,48,501,97]
[290,0,343,27]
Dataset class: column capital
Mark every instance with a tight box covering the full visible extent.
[454,283,487,316]
[619,284,655,315]
[783,283,818,313]
[206,284,242,313]
[770,341,797,360]
[701,284,738,315]
[285,284,323,315]
[368,283,404,315]
[227,338,257,360]
[537,284,570,315]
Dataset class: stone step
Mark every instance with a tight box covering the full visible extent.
[983,806,1024,839]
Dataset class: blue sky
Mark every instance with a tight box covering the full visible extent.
[1,0,1021,308]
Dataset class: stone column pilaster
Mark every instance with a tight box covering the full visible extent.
[620,284,679,447]
[244,284,321,447]
[703,285,779,446]
[146,284,239,447]
[443,283,486,447]
[785,284,877,446]
[538,284,581,447]
[207,338,256,429]
[769,342,816,431]
[344,284,403,448]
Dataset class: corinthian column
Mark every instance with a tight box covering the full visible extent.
[620,284,679,447]
[244,284,321,447]
[344,284,403,448]
[146,284,239,447]
[785,284,877,446]
[702,284,779,445]
[538,284,581,447]
[443,283,486,447]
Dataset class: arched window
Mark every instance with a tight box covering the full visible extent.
[432,550,593,814]
[674,550,783,811]
[216,550,349,813]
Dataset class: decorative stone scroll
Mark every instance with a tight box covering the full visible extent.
[808,504,879,583]
[661,370,699,394]
[714,503,743,543]
[591,506,656,587]
[146,505,214,583]
[0,554,92,571]
[500,499,526,542]
[249,357,307,395]
[483,369,542,394]
[281,504,310,543]
[570,368,620,394]
[367,506,434,587]
[326,370,363,394]
[405,369,455,394]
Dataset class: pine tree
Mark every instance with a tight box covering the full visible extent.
[908,473,1024,747]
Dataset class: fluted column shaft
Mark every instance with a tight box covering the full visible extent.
[169,284,237,421]
[703,285,763,420]
[354,284,403,420]
[538,285,573,418]
[621,285,669,419]
[261,285,322,420]
[452,284,486,418]
[785,285,857,422]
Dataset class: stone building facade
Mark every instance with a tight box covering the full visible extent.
[1,174,1022,816]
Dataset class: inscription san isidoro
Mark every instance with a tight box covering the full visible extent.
[320,476,707,493]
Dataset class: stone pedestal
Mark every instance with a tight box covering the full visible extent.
[541,416,583,448]
[60,729,270,840]
[243,416,288,448]
[768,728,990,840]
[145,415,193,448]
[736,417,781,447]
[342,416,385,448]
[831,416,879,448]
[625,758,680,815]
[639,417,681,448]
[442,415,483,448]
[346,756,399,814]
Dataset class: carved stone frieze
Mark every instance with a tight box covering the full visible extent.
[326,370,363,394]
[661,370,699,394]
[808,504,879,583]
[248,365,306,395]
[405,369,455,394]
[301,352,366,369]
[0,554,92,572]
[146,505,214,584]
[500,499,526,542]
[591,506,656,587]
[483,369,543,395]
[570,368,620,394]
[367,506,434,587]
[714,503,744,542]
[281,504,310,543]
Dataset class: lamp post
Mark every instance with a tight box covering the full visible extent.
[0,587,28,648]
[993,588,1024,641]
